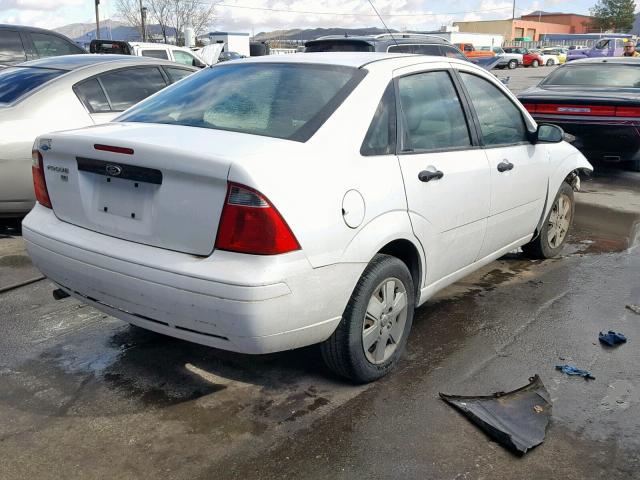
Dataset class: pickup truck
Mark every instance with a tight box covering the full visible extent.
[455,43,495,58]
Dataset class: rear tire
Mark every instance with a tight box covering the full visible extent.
[522,183,575,259]
[532,60,540,68]
[546,59,554,66]
[320,254,415,383]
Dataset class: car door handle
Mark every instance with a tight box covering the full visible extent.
[418,170,444,182]
[497,161,514,172]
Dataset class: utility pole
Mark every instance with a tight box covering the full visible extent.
[95,0,100,40]
[140,0,147,41]
[512,0,516,20]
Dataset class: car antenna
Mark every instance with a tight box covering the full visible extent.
[367,0,399,47]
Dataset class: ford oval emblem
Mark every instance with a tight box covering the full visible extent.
[106,164,122,176]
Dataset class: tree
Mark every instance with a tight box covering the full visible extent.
[590,0,637,32]
[114,0,215,45]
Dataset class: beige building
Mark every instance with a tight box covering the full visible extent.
[453,19,573,42]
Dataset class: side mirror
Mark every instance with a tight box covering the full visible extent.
[535,123,564,143]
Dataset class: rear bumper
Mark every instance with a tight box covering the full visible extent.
[533,115,640,163]
[23,204,364,354]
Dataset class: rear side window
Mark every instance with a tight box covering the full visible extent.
[141,49,169,59]
[398,71,471,151]
[164,67,193,83]
[0,30,26,62]
[74,78,110,113]
[387,44,442,55]
[118,63,365,142]
[98,67,167,111]
[361,83,396,156]
[441,46,467,60]
[31,33,82,57]
[0,67,64,104]
[305,40,374,52]
[459,72,528,146]
[172,50,197,66]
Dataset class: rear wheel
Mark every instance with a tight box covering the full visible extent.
[532,59,540,68]
[320,254,415,383]
[522,183,574,259]
[546,58,554,66]
[508,59,518,69]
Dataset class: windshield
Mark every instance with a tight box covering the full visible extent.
[0,67,65,104]
[542,64,640,88]
[118,63,365,142]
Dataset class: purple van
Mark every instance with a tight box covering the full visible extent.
[567,38,629,61]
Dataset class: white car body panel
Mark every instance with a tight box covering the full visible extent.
[22,53,593,354]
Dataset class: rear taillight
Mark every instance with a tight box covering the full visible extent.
[215,183,300,255]
[525,103,640,118]
[31,149,52,209]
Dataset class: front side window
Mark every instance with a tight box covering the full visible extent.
[0,67,64,104]
[141,49,169,59]
[118,63,365,142]
[594,39,610,50]
[98,67,167,111]
[442,46,467,60]
[31,33,82,57]
[459,72,528,146]
[361,83,396,156]
[0,30,26,62]
[172,50,197,66]
[398,70,471,151]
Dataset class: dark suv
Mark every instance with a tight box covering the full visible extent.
[0,24,84,67]
[305,34,468,59]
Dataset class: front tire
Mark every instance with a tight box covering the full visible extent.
[546,59,554,66]
[522,183,575,259]
[320,254,415,383]
[508,59,518,69]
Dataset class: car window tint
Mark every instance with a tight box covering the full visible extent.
[413,44,442,55]
[459,72,527,146]
[99,67,167,111]
[398,71,471,151]
[172,50,196,65]
[595,39,609,50]
[361,83,396,156]
[165,67,193,83]
[118,63,364,142]
[0,30,26,62]
[0,67,64,104]
[74,78,110,113]
[141,49,168,59]
[31,33,81,57]
[387,45,414,53]
[442,46,467,60]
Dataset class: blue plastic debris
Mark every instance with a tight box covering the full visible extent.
[599,331,627,347]
[555,364,595,380]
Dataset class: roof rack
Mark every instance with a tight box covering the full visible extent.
[374,33,452,43]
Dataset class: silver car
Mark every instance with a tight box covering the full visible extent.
[0,54,196,217]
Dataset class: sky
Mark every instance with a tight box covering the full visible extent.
[0,0,601,34]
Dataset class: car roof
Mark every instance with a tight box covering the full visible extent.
[228,52,475,69]
[16,54,187,71]
[565,57,640,66]
[0,23,72,37]
[306,34,450,45]
[128,42,186,49]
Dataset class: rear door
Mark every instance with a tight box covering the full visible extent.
[455,68,548,258]
[0,29,27,65]
[394,64,491,284]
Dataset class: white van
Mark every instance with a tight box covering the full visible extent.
[90,40,208,67]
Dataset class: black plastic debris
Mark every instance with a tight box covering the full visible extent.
[626,304,640,315]
[599,330,627,347]
[439,375,551,455]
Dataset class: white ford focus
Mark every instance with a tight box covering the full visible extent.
[23,53,592,382]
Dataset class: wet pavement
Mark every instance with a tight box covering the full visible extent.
[1,173,639,480]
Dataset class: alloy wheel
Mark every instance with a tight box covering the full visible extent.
[547,193,572,248]
[362,278,408,364]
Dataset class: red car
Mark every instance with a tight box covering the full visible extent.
[523,50,543,68]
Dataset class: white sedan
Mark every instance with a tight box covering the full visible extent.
[0,55,195,217]
[23,53,592,382]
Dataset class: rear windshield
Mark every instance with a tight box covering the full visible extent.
[0,67,64,104]
[542,64,640,88]
[305,40,375,52]
[118,63,365,142]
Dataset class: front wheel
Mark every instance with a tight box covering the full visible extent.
[546,59,554,66]
[508,59,518,69]
[522,183,574,259]
[320,254,415,383]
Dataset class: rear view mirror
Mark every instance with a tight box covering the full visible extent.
[536,124,564,143]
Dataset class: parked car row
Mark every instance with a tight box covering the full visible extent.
[496,46,563,69]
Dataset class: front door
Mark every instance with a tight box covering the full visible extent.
[394,67,491,285]
[456,69,548,258]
